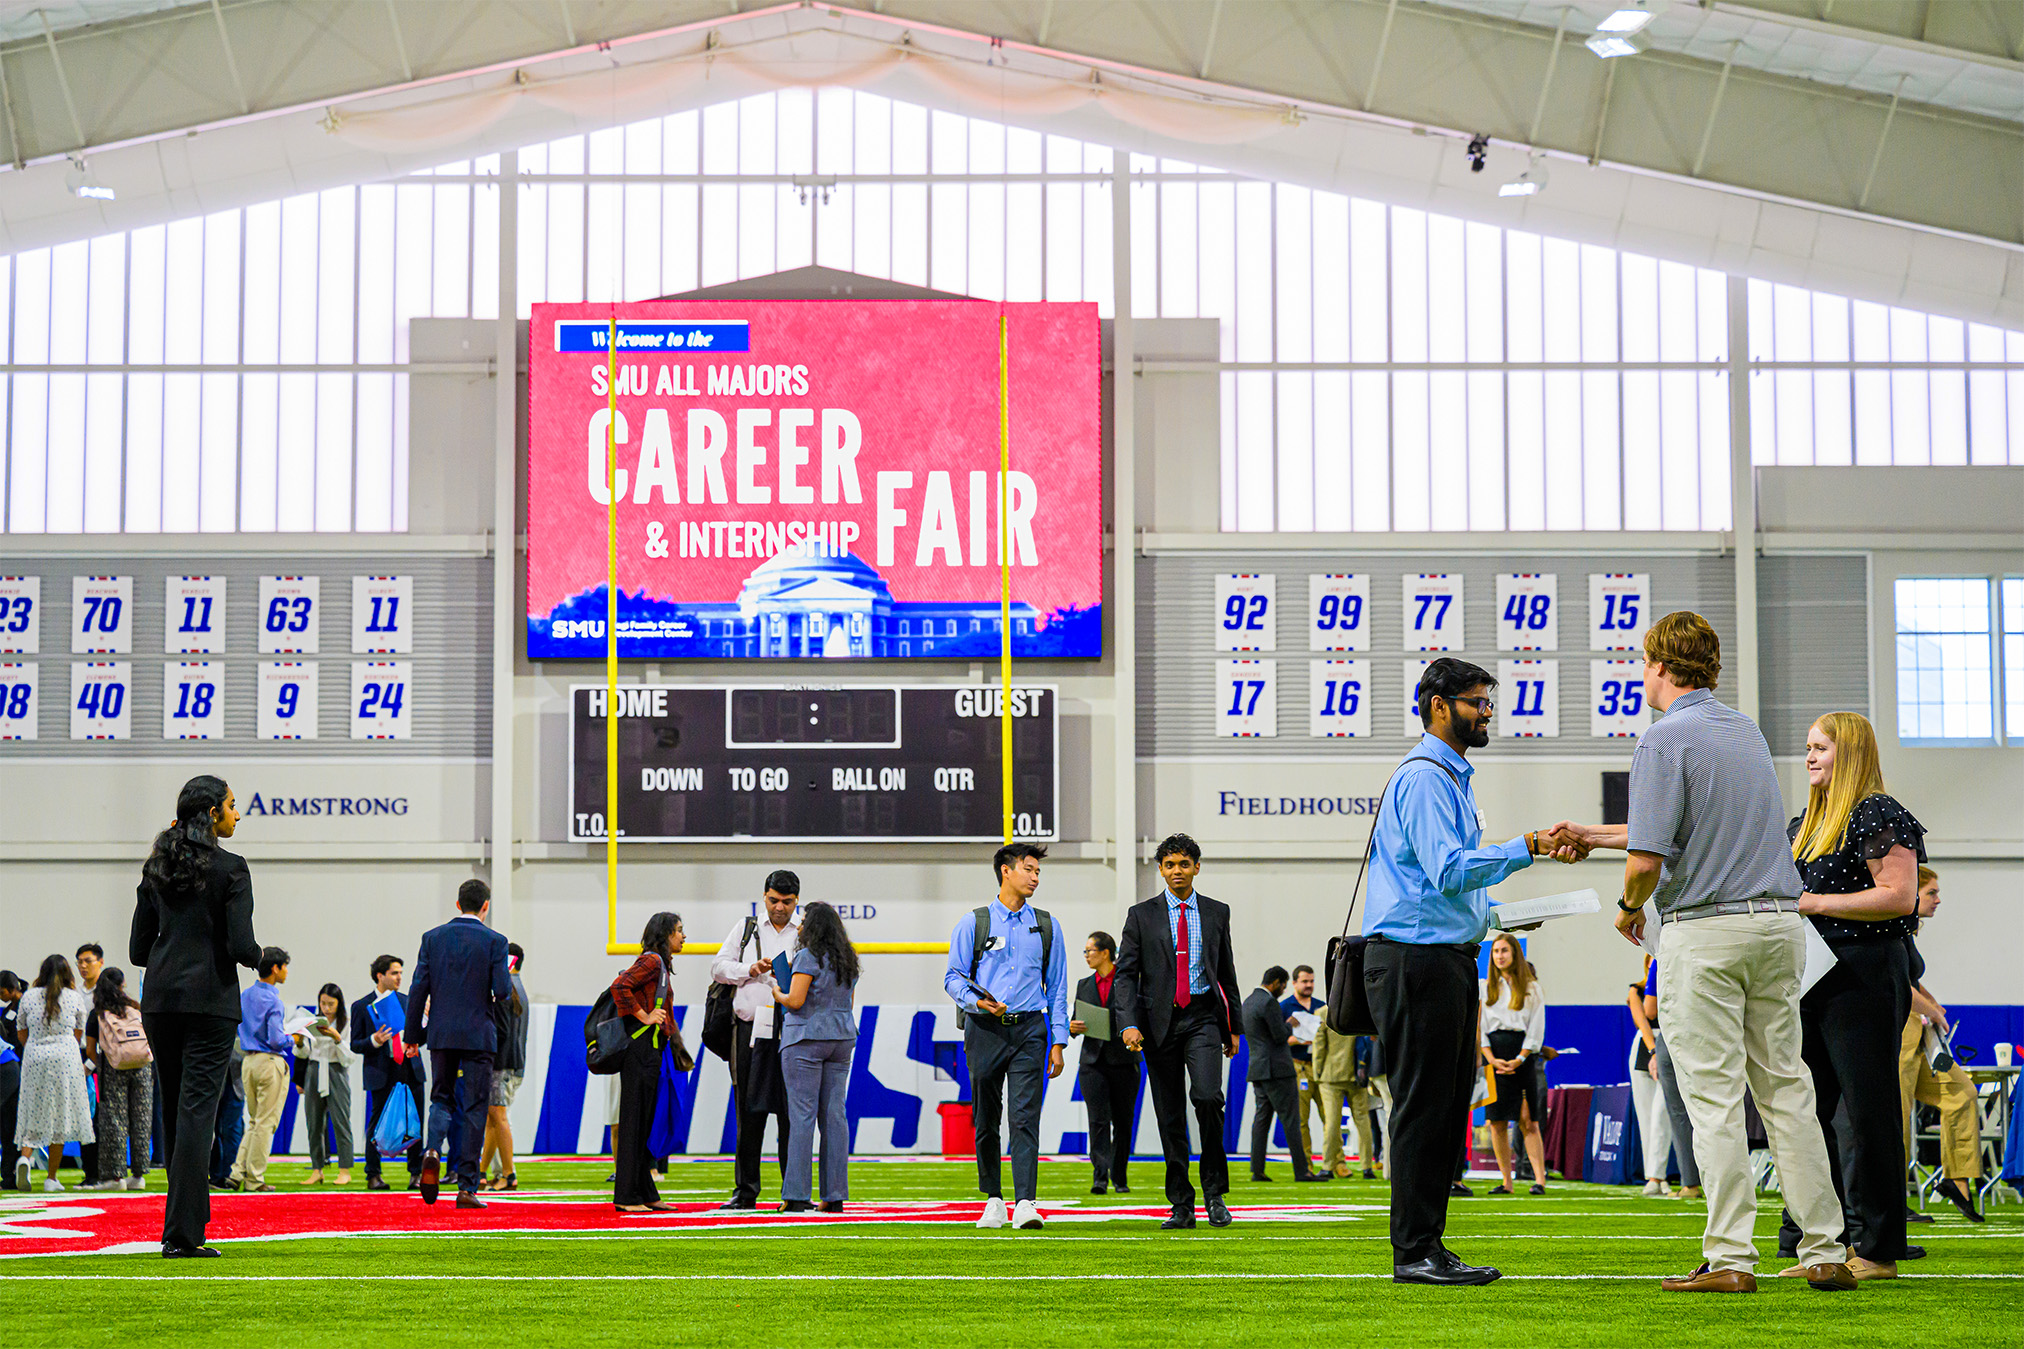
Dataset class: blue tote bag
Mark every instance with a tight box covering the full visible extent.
[645,1041,686,1159]
[373,1085,422,1156]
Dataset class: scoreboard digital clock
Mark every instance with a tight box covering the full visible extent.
[568,684,1059,843]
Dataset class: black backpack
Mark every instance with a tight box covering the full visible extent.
[584,986,630,1075]
[701,917,758,1062]
[955,903,1053,1029]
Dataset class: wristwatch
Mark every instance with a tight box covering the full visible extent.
[1616,896,1640,914]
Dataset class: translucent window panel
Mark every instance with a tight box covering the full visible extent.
[1006,182,1043,302]
[1465,370,1504,531]
[1045,180,1082,302]
[930,181,967,295]
[1313,371,1351,530]
[817,89,853,175]
[1275,185,1313,362]
[1348,198,1387,362]
[84,372,123,532]
[1505,231,1542,364]
[893,182,929,291]
[1165,178,1190,319]
[1579,246,1618,362]
[314,371,352,532]
[432,183,471,319]
[1698,372,1732,531]
[699,182,737,287]
[1928,315,1967,466]
[160,374,200,532]
[1507,372,1545,531]
[1426,370,1465,528]
[355,371,396,532]
[2005,578,2024,737]
[199,372,238,531]
[9,372,48,532]
[1080,181,1111,317]
[1543,371,1582,530]
[738,181,777,280]
[1350,370,1390,530]
[775,185,814,275]
[1697,270,1727,363]
[968,181,1007,301]
[1390,209,1427,363]
[1392,372,1431,531]
[1581,372,1621,529]
[1238,184,1279,361]
[586,181,621,301]
[240,373,278,533]
[1746,278,1774,361]
[1425,215,1464,364]
[1198,181,1236,356]
[46,372,85,532]
[1276,372,1314,531]
[1232,370,1275,531]
[276,373,316,531]
[1464,222,1501,364]
[1621,370,1661,531]
[518,182,549,306]
[1312,192,1350,364]
[1620,254,1658,365]
[1658,370,1700,531]
[242,203,281,364]
[547,181,585,302]
[123,372,163,533]
[395,184,434,360]
[1129,178,1157,323]
[1894,577,1994,741]
[1656,260,1697,364]
[1541,238,1580,363]
[86,234,125,365]
[660,183,700,297]
[317,191,355,364]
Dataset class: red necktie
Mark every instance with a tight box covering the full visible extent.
[1175,903,1191,1009]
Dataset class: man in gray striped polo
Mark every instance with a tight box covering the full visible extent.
[1565,611,1854,1294]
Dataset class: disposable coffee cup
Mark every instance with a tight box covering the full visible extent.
[1998,1043,2015,1068]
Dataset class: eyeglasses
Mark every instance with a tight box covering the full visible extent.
[1444,695,1495,714]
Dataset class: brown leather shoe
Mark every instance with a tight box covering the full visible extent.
[1661,1264,1757,1293]
[1846,1257,1896,1281]
[1805,1262,1859,1291]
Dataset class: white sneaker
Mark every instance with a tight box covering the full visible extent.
[1013,1199,1044,1231]
[1643,1179,1670,1197]
[976,1196,1008,1229]
[125,1176,147,1191]
[13,1157,28,1191]
[81,1179,122,1191]
[41,1178,64,1193]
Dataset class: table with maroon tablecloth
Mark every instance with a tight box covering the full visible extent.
[1544,1086,1593,1181]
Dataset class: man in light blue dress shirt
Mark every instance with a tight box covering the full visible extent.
[944,842,1068,1232]
[1362,658,1584,1286]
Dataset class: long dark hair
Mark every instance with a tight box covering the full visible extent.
[143,774,230,893]
[317,982,347,1031]
[91,966,139,1024]
[797,902,859,987]
[640,911,682,963]
[32,953,75,1025]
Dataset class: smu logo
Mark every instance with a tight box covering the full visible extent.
[1590,1109,1625,1163]
[243,793,410,818]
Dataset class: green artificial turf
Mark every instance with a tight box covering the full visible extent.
[4,1158,2018,1346]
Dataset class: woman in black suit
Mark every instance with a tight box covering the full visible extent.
[130,775,261,1258]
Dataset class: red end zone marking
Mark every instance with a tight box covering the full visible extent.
[0,1195,1347,1257]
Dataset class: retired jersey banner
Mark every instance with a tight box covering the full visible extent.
[526,301,1102,660]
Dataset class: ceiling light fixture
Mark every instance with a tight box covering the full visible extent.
[1585,32,1644,58]
[1500,154,1549,198]
[66,155,114,201]
[1595,4,1660,35]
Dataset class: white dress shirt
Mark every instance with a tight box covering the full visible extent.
[287,1012,360,1096]
[1478,980,1544,1054]
[710,914,800,1041]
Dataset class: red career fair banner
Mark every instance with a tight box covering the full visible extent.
[525,300,1102,659]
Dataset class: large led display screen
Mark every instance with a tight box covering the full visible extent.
[526,301,1102,659]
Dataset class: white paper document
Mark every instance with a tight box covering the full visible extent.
[1289,1011,1320,1043]
[1799,922,1838,996]
[1491,889,1601,929]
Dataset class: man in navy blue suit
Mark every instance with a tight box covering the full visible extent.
[403,879,512,1208]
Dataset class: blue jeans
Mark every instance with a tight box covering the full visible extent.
[780,1037,853,1204]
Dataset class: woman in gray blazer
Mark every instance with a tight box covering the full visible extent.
[772,902,859,1214]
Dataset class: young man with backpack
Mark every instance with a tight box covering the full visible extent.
[943,843,1068,1233]
[708,871,802,1212]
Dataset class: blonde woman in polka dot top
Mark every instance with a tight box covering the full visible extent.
[1773,711,1925,1282]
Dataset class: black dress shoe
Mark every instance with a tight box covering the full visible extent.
[1160,1205,1197,1229]
[162,1244,221,1259]
[1449,1183,1474,1197]
[1363,1169,1376,1180]
[406,1176,423,1192]
[1937,1178,1985,1223]
[1090,1183,1108,1195]
[366,1177,390,1192]
[1206,1197,1233,1228]
[821,1201,844,1214]
[782,1199,816,1213]
[1113,1184,1131,1194]
[1296,1172,1333,1182]
[1489,1184,1513,1195]
[1906,1206,1934,1224]
[1394,1250,1500,1286]
[419,1151,441,1206]
[1900,1244,1926,1260]
[717,1198,758,1212]
[1251,1173,1274,1183]
[455,1191,486,1210]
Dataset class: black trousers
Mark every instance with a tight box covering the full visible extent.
[612,1030,664,1206]
[1249,1075,1313,1178]
[141,1011,237,1252]
[363,1081,424,1180]
[0,1059,19,1185]
[732,1016,792,1202]
[1143,999,1231,1209]
[965,1014,1048,1202]
[1365,939,1479,1263]
[425,1048,493,1195]
[1080,1061,1139,1188]
[1778,938,1911,1261]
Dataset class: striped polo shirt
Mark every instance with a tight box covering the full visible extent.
[1626,688,1803,917]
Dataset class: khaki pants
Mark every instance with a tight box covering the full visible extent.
[1317,1079,1376,1175]
[1293,1062,1318,1160]
[1899,1013,1982,1181]
[1659,913,1843,1274]
[231,1052,290,1186]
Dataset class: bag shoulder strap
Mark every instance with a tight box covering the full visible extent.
[1030,907,1054,972]
[968,906,992,978]
[737,915,758,960]
[1340,755,1468,941]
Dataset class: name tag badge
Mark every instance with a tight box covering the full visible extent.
[1475,807,1488,833]
[982,935,1006,952]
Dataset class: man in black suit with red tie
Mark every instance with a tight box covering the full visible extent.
[1114,833,1243,1230]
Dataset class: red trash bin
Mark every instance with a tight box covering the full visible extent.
[938,1102,975,1158]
